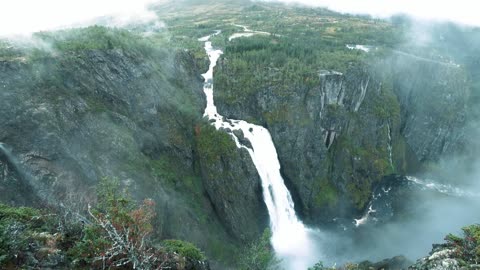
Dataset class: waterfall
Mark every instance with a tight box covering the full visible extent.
[0,142,35,184]
[406,176,479,198]
[387,123,394,170]
[199,32,318,269]
[0,142,22,174]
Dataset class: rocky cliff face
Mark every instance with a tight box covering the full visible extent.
[0,24,472,268]
[216,61,399,223]
[215,51,469,225]
[195,124,268,243]
[385,52,469,163]
[0,28,267,262]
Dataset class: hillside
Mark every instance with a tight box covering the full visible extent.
[1,0,479,269]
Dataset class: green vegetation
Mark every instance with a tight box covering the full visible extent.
[370,81,401,124]
[0,25,202,116]
[346,181,372,210]
[33,26,156,54]
[445,224,480,265]
[0,23,247,265]
[167,1,404,214]
[162,239,206,261]
[73,177,205,268]
[321,76,401,210]
[157,0,402,126]
[0,178,207,269]
[195,122,237,165]
[214,33,362,114]
[314,178,339,208]
[3,25,174,64]
[332,127,395,210]
[0,204,46,266]
[308,261,334,270]
[309,261,363,270]
[205,3,401,113]
[238,229,282,270]
[0,41,23,61]
[0,203,79,268]
[2,0,475,267]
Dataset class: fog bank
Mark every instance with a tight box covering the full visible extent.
[0,0,161,36]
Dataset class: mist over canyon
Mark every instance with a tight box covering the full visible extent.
[0,0,479,269]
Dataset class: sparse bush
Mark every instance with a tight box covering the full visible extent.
[162,239,205,261]
[70,177,160,269]
[0,177,208,269]
[0,204,65,268]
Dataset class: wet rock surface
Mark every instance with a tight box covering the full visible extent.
[0,45,266,259]
[215,52,470,225]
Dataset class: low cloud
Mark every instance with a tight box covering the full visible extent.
[256,0,480,27]
[0,0,160,36]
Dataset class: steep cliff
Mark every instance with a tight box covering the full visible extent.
[195,124,268,243]
[0,1,475,266]
[385,52,469,163]
[215,60,399,223]
[0,26,267,263]
[214,39,469,224]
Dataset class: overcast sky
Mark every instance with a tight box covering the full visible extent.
[0,0,478,36]
[0,0,158,36]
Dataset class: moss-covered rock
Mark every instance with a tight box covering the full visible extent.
[195,122,268,243]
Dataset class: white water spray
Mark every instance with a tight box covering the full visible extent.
[354,205,376,227]
[387,123,394,170]
[199,31,318,269]
[406,176,480,198]
[0,143,15,167]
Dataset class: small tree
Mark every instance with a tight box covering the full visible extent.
[71,178,160,269]
[445,224,480,264]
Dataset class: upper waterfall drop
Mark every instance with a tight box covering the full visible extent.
[199,31,319,269]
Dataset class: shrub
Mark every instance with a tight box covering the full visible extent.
[70,177,207,268]
[0,204,43,266]
[70,177,159,269]
[195,122,236,164]
[162,239,205,261]
[445,224,480,264]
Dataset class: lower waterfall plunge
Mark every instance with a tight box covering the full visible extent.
[199,32,319,269]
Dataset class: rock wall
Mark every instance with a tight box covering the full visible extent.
[215,52,469,225]
[386,52,469,163]
[0,39,266,262]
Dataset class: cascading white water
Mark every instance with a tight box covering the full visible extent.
[386,123,394,170]
[199,31,318,269]
[406,176,480,198]
[0,142,29,182]
[0,142,16,168]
